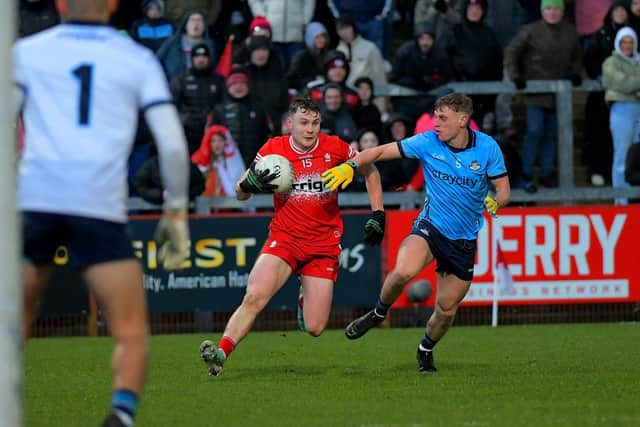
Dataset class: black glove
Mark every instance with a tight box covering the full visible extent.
[434,0,448,13]
[239,163,279,193]
[568,73,582,87]
[513,78,526,90]
[364,210,385,245]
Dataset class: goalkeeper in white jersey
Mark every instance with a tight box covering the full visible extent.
[13,1,190,426]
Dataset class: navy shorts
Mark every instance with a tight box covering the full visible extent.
[22,211,136,270]
[410,218,477,281]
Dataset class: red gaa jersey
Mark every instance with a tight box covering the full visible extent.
[255,133,356,247]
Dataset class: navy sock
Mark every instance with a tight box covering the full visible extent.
[111,389,138,426]
[419,334,438,352]
[374,299,391,318]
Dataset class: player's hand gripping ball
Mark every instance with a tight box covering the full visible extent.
[321,161,357,191]
[240,154,294,193]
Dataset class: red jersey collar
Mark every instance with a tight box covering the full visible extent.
[289,135,319,154]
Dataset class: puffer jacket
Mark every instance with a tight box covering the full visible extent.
[209,96,273,167]
[602,52,640,104]
[248,0,316,43]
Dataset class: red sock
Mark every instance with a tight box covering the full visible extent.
[218,336,236,357]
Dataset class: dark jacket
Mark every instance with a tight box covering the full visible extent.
[19,0,59,38]
[130,16,175,53]
[441,19,503,82]
[353,104,382,137]
[209,95,273,167]
[135,156,205,205]
[505,19,582,108]
[391,38,451,91]
[584,0,630,80]
[287,48,327,90]
[246,56,289,127]
[157,11,217,81]
[320,105,358,142]
[170,67,226,133]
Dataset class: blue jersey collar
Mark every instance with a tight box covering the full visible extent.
[445,127,476,153]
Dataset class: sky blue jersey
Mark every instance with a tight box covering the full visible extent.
[399,129,507,240]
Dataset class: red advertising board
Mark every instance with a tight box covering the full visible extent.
[385,205,640,307]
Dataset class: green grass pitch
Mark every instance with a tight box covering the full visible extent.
[25,323,639,427]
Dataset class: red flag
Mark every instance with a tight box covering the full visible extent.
[495,244,515,294]
[214,36,234,78]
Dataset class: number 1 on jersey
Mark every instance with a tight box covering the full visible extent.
[72,64,93,126]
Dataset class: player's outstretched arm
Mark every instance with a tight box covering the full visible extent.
[322,143,402,191]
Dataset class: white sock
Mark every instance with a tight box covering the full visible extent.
[418,344,432,353]
[113,409,134,427]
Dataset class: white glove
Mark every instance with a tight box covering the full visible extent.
[155,208,190,270]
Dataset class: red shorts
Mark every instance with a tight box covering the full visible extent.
[261,231,341,282]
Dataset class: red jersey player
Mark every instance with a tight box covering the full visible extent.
[199,97,385,376]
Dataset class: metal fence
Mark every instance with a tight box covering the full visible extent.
[32,80,640,338]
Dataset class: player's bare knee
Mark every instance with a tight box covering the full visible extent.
[435,300,458,318]
[241,290,269,312]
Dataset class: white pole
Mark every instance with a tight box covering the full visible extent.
[491,216,498,327]
[0,2,23,426]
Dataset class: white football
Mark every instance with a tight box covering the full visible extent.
[255,154,294,193]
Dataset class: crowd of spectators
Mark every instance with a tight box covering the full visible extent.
[17,0,640,205]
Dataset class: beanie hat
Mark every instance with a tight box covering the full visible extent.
[305,22,329,49]
[191,43,210,58]
[226,66,250,88]
[142,0,164,15]
[414,21,436,38]
[324,50,350,74]
[248,35,272,52]
[541,0,564,11]
[249,16,272,36]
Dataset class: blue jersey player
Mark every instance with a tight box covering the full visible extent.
[322,93,511,372]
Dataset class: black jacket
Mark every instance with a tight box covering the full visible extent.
[170,67,226,133]
[584,0,630,79]
[135,156,205,205]
[246,57,289,126]
[209,96,273,167]
[441,20,503,82]
[19,0,59,37]
[287,48,327,90]
[391,40,451,91]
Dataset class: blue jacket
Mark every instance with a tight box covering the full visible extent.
[156,11,216,81]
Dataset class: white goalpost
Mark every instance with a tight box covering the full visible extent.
[0,2,23,426]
